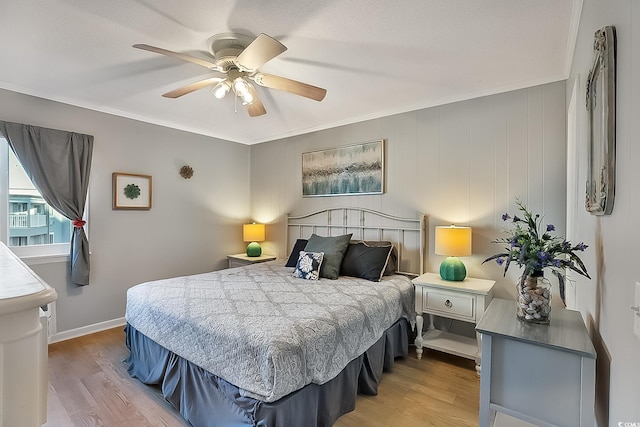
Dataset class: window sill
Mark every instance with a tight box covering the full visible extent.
[19,253,70,266]
[9,244,71,266]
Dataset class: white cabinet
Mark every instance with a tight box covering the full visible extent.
[412,272,495,372]
[476,298,596,427]
[0,243,57,426]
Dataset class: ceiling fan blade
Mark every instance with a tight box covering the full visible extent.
[236,34,287,71]
[252,73,326,101]
[245,84,266,117]
[246,98,267,117]
[162,77,224,98]
[133,44,219,70]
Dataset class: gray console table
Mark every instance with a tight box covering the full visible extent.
[476,298,596,427]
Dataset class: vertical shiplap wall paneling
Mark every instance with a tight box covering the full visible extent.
[468,97,497,275]
[506,90,530,212]
[415,107,441,271]
[542,84,567,231]
[251,137,281,257]
[415,108,441,218]
[527,86,545,216]
[493,93,510,232]
[389,111,418,217]
[250,81,566,299]
[487,94,509,283]
[458,102,472,274]
[502,90,536,290]
[438,104,460,224]
[459,102,472,226]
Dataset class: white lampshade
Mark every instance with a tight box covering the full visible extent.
[435,225,472,257]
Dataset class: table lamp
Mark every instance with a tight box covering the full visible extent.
[243,223,265,257]
[435,225,472,281]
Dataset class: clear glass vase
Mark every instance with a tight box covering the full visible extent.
[516,273,551,324]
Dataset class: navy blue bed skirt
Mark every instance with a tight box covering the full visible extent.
[125,318,409,427]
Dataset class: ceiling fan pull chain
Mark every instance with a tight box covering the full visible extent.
[234,89,238,113]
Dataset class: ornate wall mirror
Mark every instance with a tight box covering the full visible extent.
[585,26,616,215]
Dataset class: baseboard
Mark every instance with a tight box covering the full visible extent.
[49,317,127,344]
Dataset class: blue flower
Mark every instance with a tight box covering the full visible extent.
[575,242,587,251]
[502,213,510,221]
[537,251,550,262]
[553,259,562,267]
[496,258,504,266]
[546,224,555,232]
[513,215,521,222]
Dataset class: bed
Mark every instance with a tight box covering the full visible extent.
[125,207,427,427]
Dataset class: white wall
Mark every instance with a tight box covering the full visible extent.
[0,88,250,334]
[250,81,567,302]
[567,0,640,424]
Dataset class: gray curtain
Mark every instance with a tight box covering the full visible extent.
[0,121,93,285]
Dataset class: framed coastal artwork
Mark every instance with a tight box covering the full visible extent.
[302,140,385,197]
[112,172,152,210]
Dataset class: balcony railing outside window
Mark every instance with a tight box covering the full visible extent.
[9,213,48,228]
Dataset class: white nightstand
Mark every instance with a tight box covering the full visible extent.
[227,253,276,268]
[412,272,495,372]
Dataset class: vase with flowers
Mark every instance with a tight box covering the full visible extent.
[483,199,590,324]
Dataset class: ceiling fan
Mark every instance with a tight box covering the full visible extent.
[133,33,327,117]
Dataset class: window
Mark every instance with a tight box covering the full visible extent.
[1,137,72,260]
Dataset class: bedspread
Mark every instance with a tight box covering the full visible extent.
[125,260,414,402]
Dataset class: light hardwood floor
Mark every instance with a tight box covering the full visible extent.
[45,327,480,426]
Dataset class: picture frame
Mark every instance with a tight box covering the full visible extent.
[302,140,385,197]
[112,172,152,210]
[585,25,616,215]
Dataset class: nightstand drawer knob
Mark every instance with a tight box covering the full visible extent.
[445,299,453,308]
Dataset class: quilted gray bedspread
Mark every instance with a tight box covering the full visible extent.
[125,260,415,402]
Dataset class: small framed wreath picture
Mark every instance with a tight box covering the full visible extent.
[113,172,152,210]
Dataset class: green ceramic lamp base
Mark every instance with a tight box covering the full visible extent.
[246,242,262,257]
[439,256,466,281]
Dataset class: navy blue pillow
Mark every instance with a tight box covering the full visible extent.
[286,239,308,267]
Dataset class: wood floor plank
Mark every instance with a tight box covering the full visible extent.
[45,327,479,426]
[46,383,75,426]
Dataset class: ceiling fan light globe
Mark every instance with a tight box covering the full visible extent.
[241,82,257,105]
[241,92,255,105]
[234,77,249,96]
[212,81,230,99]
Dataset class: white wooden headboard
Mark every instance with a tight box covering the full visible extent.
[286,207,427,276]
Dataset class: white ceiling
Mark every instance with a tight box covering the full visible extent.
[0,0,579,145]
